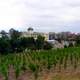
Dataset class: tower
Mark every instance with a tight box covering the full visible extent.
[27,27,34,34]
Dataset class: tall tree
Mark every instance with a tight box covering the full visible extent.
[0,38,11,54]
[20,37,35,50]
[36,35,45,49]
[0,30,9,39]
[9,28,21,39]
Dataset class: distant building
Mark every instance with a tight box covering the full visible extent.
[21,27,49,41]
[49,32,57,40]
[47,39,64,48]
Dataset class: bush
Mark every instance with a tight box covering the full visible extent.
[43,41,53,50]
[69,43,73,47]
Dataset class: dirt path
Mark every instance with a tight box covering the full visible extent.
[1,65,80,80]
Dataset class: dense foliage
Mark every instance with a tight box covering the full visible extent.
[0,29,52,54]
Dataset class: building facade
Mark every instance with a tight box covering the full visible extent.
[21,27,49,41]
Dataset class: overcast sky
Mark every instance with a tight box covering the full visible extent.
[0,0,80,32]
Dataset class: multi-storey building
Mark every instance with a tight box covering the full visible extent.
[21,27,49,41]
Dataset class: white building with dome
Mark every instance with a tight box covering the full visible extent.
[21,27,49,40]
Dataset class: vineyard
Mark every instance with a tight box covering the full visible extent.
[0,47,80,80]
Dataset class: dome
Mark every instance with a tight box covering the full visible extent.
[27,27,34,31]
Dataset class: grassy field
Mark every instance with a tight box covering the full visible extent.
[0,47,80,80]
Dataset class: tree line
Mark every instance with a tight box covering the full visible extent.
[0,28,52,54]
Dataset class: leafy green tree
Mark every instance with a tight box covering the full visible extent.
[0,30,11,54]
[9,28,21,39]
[20,37,35,50]
[0,30,9,40]
[9,28,22,52]
[10,39,21,52]
[0,38,11,54]
[35,35,45,50]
